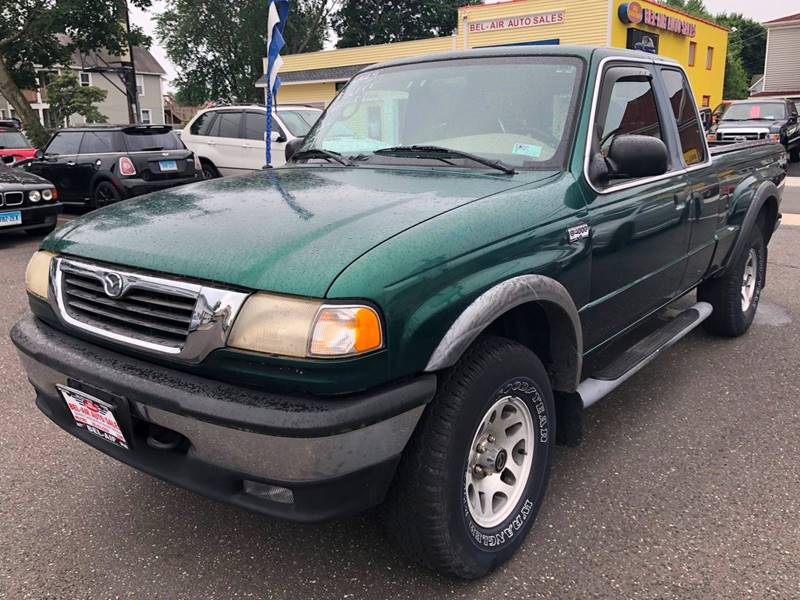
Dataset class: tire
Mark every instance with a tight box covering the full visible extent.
[385,336,555,579]
[698,226,766,337]
[92,181,122,209]
[24,222,56,236]
[201,160,220,180]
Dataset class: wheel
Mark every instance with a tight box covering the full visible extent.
[385,336,555,579]
[698,226,766,337]
[24,222,56,236]
[201,160,220,179]
[92,181,122,209]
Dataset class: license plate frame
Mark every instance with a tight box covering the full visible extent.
[159,159,178,172]
[0,210,22,227]
[57,383,130,450]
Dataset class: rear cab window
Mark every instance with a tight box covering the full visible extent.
[123,129,183,152]
[660,69,707,166]
[45,132,84,156]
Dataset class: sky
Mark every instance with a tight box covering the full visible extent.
[132,0,794,92]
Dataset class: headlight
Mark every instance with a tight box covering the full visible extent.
[228,294,383,358]
[768,133,781,142]
[29,190,41,202]
[42,188,53,201]
[25,251,55,299]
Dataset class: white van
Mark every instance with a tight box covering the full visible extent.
[181,104,322,177]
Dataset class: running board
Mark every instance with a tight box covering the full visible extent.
[577,302,713,409]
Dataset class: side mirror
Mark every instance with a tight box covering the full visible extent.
[284,137,304,162]
[35,149,44,160]
[605,135,669,179]
[269,131,287,143]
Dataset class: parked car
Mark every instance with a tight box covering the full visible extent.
[12,47,786,579]
[26,125,203,208]
[0,161,60,235]
[707,98,800,161]
[0,120,37,166]
[182,104,322,176]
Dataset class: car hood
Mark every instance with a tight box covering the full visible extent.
[43,167,555,297]
[714,119,783,131]
[0,165,49,187]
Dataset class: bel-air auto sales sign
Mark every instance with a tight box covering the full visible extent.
[468,10,566,33]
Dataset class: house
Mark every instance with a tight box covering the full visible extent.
[750,12,800,100]
[163,94,198,126]
[0,42,167,127]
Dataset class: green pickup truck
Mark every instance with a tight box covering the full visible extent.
[12,47,786,578]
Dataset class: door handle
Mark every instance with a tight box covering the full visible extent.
[66,161,77,167]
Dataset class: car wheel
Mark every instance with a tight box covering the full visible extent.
[385,336,555,579]
[24,223,57,236]
[201,160,220,180]
[92,181,122,209]
[698,226,766,337]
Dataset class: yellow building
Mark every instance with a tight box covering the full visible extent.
[261,0,728,109]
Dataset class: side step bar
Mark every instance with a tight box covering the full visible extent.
[577,302,713,409]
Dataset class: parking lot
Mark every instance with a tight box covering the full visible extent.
[1,167,799,599]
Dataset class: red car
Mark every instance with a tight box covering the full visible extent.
[0,120,36,165]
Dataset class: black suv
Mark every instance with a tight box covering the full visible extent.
[707,98,800,162]
[27,125,202,208]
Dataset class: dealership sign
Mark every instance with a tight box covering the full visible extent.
[468,10,566,34]
[619,2,697,38]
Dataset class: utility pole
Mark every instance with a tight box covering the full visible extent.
[123,0,141,123]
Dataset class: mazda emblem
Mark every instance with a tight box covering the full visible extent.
[102,272,125,298]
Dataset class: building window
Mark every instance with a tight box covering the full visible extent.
[0,109,5,119]
[702,95,711,108]
[706,47,714,70]
[688,42,697,67]
[140,109,152,124]
[79,72,92,87]
[136,74,145,97]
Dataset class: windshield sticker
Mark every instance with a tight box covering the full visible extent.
[512,143,542,158]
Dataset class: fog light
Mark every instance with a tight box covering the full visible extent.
[243,480,295,504]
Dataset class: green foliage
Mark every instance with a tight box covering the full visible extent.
[157,0,330,105]
[659,0,712,19]
[47,73,108,126]
[333,0,481,49]
[716,13,766,82]
[723,50,750,100]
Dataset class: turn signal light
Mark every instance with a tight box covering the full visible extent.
[310,306,383,356]
[119,156,137,176]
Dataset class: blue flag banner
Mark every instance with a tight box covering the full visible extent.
[266,0,289,166]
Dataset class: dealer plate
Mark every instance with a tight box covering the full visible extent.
[0,211,22,227]
[159,159,178,172]
[57,384,129,449]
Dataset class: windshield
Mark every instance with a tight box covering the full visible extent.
[0,130,31,149]
[301,56,584,170]
[278,110,321,137]
[721,102,786,121]
[124,131,183,151]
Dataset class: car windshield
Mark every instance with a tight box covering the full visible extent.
[124,130,183,152]
[301,56,584,170]
[721,102,787,121]
[0,130,31,149]
[278,110,321,137]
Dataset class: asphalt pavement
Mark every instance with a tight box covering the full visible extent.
[1,171,800,599]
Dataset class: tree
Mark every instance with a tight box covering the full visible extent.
[157,0,334,105]
[716,13,766,82]
[659,0,712,19]
[47,73,108,127]
[0,0,151,147]
[723,51,750,100]
[333,0,481,49]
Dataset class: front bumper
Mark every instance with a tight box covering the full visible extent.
[11,315,435,522]
[0,203,60,232]
[119,174,202,198]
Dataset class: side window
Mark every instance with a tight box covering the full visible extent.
[661,69,707,166]
[243,112,266,141]
[44,132,84,156]
[597,76,662,152]
[79,131,118,154]
[215,111,243,138]
[190,111,215,136]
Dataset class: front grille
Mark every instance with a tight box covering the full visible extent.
[3,191,23,206]
[719,132,766,142]
[61,269,198,348]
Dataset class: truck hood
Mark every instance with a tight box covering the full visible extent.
[714,120,782,131]
[44,167,554,297]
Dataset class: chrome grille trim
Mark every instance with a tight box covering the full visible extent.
[51,257,250,363]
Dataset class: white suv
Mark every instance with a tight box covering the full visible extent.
[182,104,322,177]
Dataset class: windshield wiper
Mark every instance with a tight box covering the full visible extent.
[292,148,355,166]
[374,145,516,174]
